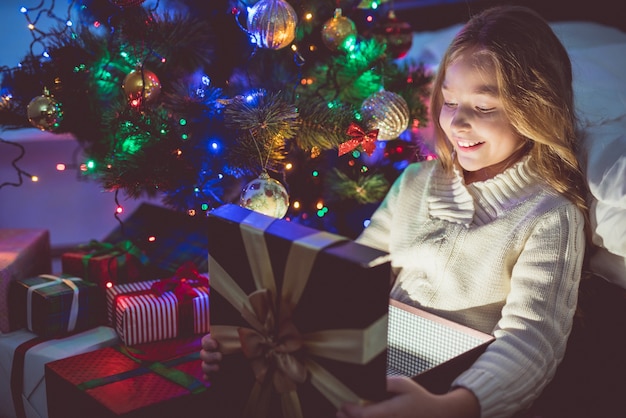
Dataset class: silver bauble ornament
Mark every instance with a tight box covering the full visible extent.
[321,8,358,52]
[247,0,298,50]
[122,68,161,106]
[360,90,409,140]
[27,93,63,131]
[240,172,289,218]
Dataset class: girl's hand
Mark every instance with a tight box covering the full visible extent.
[199,333,222,380]
[337,376,479,418]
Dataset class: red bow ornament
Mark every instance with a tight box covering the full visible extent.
[338,122,379,157]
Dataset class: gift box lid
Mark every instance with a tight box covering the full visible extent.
[206,204,392,416]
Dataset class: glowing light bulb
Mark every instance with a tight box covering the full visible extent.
[56,163,66,171]
[31,176,39,182]
[148,236,156,242]
[116,206,123,214]
[106,282,113,288]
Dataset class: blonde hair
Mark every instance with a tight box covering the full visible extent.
[430,5,590,237]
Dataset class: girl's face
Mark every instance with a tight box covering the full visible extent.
[439,51,525,181]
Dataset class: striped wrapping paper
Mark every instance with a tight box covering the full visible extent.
[106,279,210,346]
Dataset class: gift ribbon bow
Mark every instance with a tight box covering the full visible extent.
[338,122,379,156]
[209,211,388,418]
[151,261,209,302]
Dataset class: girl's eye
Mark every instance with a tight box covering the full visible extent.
[476,106,496,113]
[443,102,457,108]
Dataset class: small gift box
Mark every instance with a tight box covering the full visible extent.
[61,239,148,288]
[386,299,495,394]
[45,337,211,418]
[9,274,104,338]
[207,204,392,417]
[0,229,51,333]
[106,262,210,346]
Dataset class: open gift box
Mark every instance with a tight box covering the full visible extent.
[386,299,495,394]
[206,204,392,418]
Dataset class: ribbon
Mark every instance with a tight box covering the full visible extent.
[27,274,81,333]
[150,262,209,338]
[79,239,148,282]
[209,211,388,417]
[338,122,379,156]
[151,261,209,302]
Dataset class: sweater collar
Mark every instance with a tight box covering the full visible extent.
[427,156,536,226]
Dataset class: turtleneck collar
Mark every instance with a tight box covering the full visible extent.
[427,156,539,227]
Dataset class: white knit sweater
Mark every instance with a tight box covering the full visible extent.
[357,157,585,418]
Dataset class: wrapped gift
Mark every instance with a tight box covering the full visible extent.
[61,240,148,288]
[387,299,495,394]
[106,262,210,346]
[8,274,105,338]
[0,229,51,333]
[104,203,210,277]
[0,326,119,418]
[206,204,392,417]
[45,336,212,418]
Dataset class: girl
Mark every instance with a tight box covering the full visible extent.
[338,5,589,418]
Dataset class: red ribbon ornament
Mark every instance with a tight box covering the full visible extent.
[338,122,379,156]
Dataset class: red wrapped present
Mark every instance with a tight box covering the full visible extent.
[106,262,210,346]
[0,229,51,333]
[45,337,212,418]
[61,240,148,288]
[0,326,119,418]
[206,204,391,417]
[8,274,105,338]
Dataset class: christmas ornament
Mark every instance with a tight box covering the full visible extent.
[360,90,409,140]
[108,0,146,7]
[371,10,413,59]
[27,90,63,131]
[247,0,298,50]
[321,8,358,52]
[122,68,161,106]
[240,172,290,218]
[338,122,378,156]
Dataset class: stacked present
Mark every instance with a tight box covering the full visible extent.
[1,204,214,418]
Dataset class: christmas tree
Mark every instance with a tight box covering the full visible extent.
[0,0,432,238]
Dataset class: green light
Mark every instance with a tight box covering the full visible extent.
[354,113,362,121]
[372,2,378,9]
[201,203,209,211]
[341,34,357,52]
[86,160,95,169]
[312,170,319,177]
[351,150,361,158]
[179,118,187,126]
[327,102,335,109]
[317,209,325,217]
[194,187,200,193]
[181,133,189,140]
[361,165,369,173]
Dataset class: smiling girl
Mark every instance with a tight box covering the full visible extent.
[340,5,591,418]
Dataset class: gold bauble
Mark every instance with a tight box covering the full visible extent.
[122,68,161,106]
[27,93,63,131]
[321,8,358,52]
[247,0,298,50]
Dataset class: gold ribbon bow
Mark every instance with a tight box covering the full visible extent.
[338,122,379,157]
[209,211,388,418]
